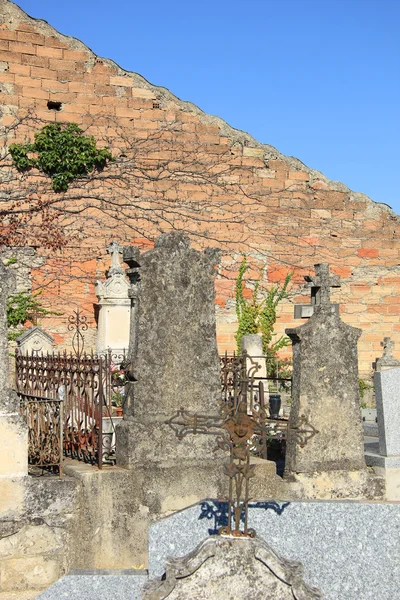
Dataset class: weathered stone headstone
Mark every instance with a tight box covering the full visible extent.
[365,362,400,500]
[143,535,322,600]
[116,232,226,511]
[0,261,28,517]
[16,325,54,354]
[95,241,130,355]
[285,264,366,485]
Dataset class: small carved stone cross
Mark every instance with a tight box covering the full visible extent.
[304,263,341,308]
[381,337,395,359]
[106,241,124,276]
[294,263,341,318]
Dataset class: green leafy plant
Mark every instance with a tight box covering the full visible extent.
[359,377,373,404]
[7,290,61,340]
[235,255,292,356]
[9,123,113,192]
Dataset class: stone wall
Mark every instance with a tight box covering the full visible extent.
[0,1,399,373]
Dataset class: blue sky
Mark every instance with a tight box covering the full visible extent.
[16,0,400,214]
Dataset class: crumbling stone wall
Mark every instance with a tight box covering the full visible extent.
[0,0,399,374]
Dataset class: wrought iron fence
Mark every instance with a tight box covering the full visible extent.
[19,393,63,474]
[16,347,127,471]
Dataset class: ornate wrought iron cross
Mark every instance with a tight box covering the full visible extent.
[166,353,317,538]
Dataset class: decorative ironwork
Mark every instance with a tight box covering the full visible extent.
[68,308,88,359]
[15,344,129,470]
[20,393,63,474]
[167,352,317,538]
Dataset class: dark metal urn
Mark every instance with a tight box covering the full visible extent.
[269,393,281,419]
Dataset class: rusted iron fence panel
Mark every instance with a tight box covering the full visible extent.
[19,393,63,474]
[15,348,125,470]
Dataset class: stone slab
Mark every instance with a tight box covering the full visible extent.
[36,570,148,600]
[374,367,400,456]
[148,500,400,600]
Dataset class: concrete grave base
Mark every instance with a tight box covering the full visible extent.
[283,468,384,500]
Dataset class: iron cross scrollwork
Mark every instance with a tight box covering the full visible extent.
[166,352,318,538]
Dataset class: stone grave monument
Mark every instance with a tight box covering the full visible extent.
[116,232,227,512]
[16,325,54,354]
[95,241,130,356]
[284,263,375,497]
[365,338,400,500]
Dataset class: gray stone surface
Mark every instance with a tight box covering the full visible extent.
[374,367,400,457]
[0,261,16,407]
[143,536,321,600]
[117,232,225,469]
[36,570,148,600]
[148,500,400,600]
[286,264,365,473]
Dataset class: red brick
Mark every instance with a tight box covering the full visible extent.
[0,50,22,63]
[22,86,49,99]
[8,62,30,75]
[16,31,45,45]
[44,36,70,50]
[9,41,36,55]
[21,54,49,68]
[0,30,17,41]
[358,248,379,258]
[30,66,56,80]
[49,58,76,71]
[63,50,89,61]
[36,45,63,59]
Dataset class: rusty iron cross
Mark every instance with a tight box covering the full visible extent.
[166,353,318,538]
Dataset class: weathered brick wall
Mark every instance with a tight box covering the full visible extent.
[1,1,399,375]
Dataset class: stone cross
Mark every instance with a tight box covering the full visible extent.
[106,241,124,276]
[167,353,317,537]
[294,263,340,318]
[305,263,341,308]
[375,337,400,372]
[382,337,395,359]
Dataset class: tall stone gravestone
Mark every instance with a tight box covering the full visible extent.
[0,262,28,517]
[116,232,226,513]
[95,241,130,356]
[365,339,400,500]
[285,264,368,495]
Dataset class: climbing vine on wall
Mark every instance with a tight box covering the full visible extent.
[9,123,113,192]
[235,255,292,357]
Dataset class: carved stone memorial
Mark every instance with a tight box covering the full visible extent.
[143,536,322,600]
[116,232,226,511]
[95,241,130,355]
[285,264,365,476]
[16,326,54,355]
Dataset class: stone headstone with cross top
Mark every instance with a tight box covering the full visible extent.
[285,263,366,477]
[294,263,340,318]
[95,240,130,354]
